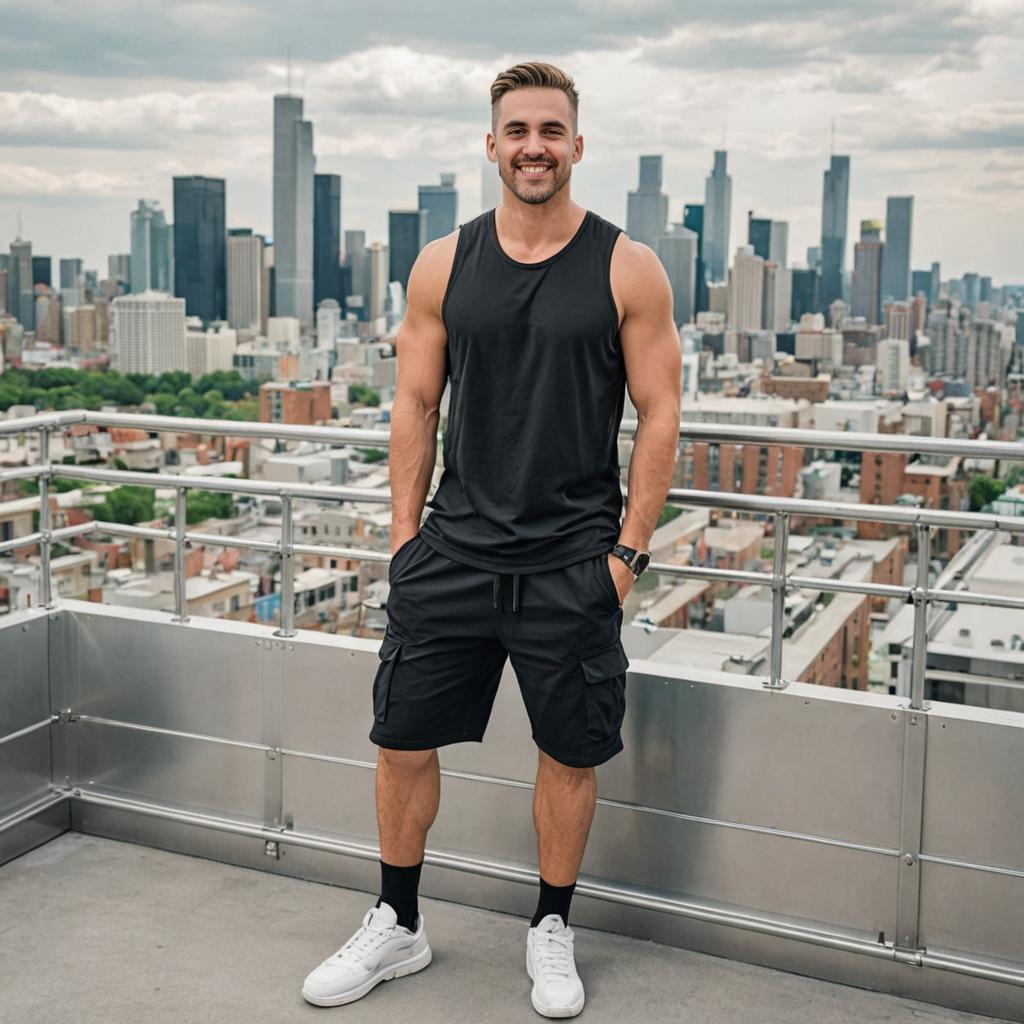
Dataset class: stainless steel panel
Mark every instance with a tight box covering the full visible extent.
[71,607,265,744]
[0,729,52,816]
[77,723,265,823]
[922,709,1024,871]
[0,610,49,736]
[919,860,1024,965]
[0,799,69,869]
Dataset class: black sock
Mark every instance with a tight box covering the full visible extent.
[531,876,576,928]
[376,858,423,931]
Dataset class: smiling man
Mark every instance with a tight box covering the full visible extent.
[302,61,681,1017]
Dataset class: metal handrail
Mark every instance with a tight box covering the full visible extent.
[2,409,1021,697]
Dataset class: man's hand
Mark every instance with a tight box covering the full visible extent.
[606,554,635,605]
[391,532,419,557]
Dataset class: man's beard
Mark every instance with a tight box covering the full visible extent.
[497,158,571,205]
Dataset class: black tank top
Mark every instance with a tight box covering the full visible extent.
[418,206,626,574]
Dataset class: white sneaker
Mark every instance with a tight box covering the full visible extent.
[301,901,431,1007]
[526,914,585,1018]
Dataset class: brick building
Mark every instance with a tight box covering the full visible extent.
[259,381,331,425]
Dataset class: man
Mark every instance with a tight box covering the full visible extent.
[303,60,680,1017]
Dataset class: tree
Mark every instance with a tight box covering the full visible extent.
[92,485,156,525]
[968,474,1005,512]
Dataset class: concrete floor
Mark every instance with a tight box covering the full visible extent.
[0,833,1011,1024]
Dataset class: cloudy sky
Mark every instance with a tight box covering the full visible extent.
[1,0,1022,283]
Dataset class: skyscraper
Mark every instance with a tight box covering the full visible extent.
[656,223,697,327]
[130,200,172,294]
[367,242,389,321]
[762,263,792,333]
[59,258,85,308]
[388,210,428,293]
[108,254,131,287]
[273,94,315,324]
[626,155,669,251]
[683,204,707,314]
[769,222,788,267]
[419,173,458,243]
[880,196,913,303]
[227,229,264,331]
[703,151,732,283]
[929,262,941,305]
[728,245,764,331]
[791,269,820,322]
[31,256,51,288]
[313,173,342,308]
[7,239,34,330]
[173,176,226,323]
[851,219,884,325]
[343,230,368,305]
[747,213,772,260]
[820,155,850,312]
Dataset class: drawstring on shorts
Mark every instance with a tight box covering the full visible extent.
[492,572,521,613]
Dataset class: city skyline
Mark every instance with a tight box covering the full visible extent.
[1,1,1022,281]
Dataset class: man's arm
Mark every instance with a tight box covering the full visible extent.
[388,233,457,554]
[611,237,682,566]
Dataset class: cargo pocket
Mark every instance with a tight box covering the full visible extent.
[578,638,629,742]
[372,633,402,723]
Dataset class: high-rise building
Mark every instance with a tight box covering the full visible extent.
[728,245,764,331]
[656,223,698,327]
[820,155,850,312]
[130,200,173,294]
[313,173,342,308]
[626,156,669,251]
[366,242,389,321]
[911,270,932,299]
[877,337,910,393]
[110,291,187,374]
[883,300,912,341]
[851,219,884,325]
[31,256,51,288]
[769,221,788,268]
[227,229,264,331]
[962,272,980,309]
[880,196,913,302]
[59,258,84,308]
[65,305,98,353]
[762,262,792,333]
[388,210,428,293]
[419,173,458,243]
[980,276,993,304]
[682,204,707,314]
[343,230,368,306]
[6,239,33,330]
[929,262,941,305]
[273,94,315,324]
[747,213,772,260]
[173,176,226,323]
[703,151,732,283]
[108,254,131,287]
[791,269,820,322]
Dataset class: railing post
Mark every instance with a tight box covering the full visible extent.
[909,523,932,711]
[172,486,189,623]
[274,494,296,638]
[767,511,790,690]
[37,427,55,609]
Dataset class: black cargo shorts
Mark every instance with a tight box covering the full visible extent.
[368,533,629,768]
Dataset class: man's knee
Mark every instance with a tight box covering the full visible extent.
[378,746,437,773]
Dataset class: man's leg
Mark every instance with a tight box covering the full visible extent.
[375,747,441,930]
[531,749,597,925]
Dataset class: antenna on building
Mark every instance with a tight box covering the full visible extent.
[829,118,836,158]
[16,208,23,240]
[287,45,293,94]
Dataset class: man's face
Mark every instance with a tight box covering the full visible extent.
[488,87,582,206]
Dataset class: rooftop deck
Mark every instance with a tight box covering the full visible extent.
[0,833,1013,1024]
[1,410,1023,1023]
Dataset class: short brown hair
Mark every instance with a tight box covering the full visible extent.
[490,62,579,134]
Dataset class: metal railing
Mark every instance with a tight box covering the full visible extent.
[2,409,1022,704]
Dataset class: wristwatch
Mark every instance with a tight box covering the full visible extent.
[610,543,651,578]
